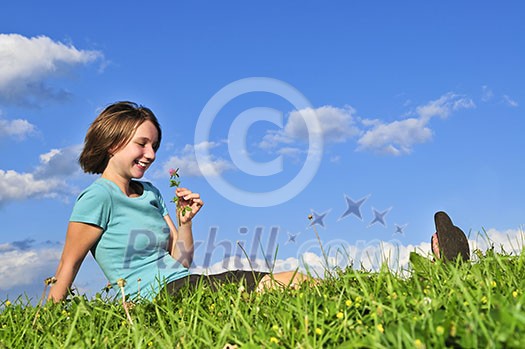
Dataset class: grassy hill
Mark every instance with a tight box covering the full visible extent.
[1,247,524,348]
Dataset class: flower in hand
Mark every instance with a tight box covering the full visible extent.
[169,168,203,224]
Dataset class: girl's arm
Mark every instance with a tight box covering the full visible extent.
[165,187,203,268]
[48,222,102,302]
[165,215,194,267]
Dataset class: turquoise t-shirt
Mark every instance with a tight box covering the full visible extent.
[70,178,189,300]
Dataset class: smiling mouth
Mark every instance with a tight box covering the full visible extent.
[135,160,149,169]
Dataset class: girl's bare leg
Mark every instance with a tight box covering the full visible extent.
[256,271,314,292]
[431,232,441,258]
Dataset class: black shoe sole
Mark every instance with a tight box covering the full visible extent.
[434,211,470,262]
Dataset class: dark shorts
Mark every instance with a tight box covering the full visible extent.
[163,270,269,297]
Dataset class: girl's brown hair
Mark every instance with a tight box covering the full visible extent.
[79,101,162,174]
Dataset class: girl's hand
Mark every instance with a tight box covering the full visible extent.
[175,187,204,224]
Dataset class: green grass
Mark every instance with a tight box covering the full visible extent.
[1,247,524,348]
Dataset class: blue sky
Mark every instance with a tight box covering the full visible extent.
[1,1,524,301]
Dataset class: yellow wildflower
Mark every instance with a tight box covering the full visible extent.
[117,278,127,288]
[512,290,518,298]
[270,337,279,344]
[44,276,57,286]
[272,324,279,331]
[436,326,444,335]
[376,324,384,333]
[414,339,426,349]
[450,323,457,337]
[391,292,398,300]
[481,296,488,304]
[315,328,323,335]
[336,312,344,319]
[491,281,497,288]
[345,299,352,307]
[4,300,11,307]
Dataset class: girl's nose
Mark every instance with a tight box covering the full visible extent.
[145,145,156,161]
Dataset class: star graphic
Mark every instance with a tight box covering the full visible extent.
[286,231,300,244]
[394,223,407,235]
[309,209,330,228]
[338,194,370,221]
[368,207,392,227]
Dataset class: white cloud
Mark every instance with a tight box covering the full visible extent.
[469,227,525,253]
[357,118,432,156]
[0,33,102,105]
[481,85,494,102]
[286,105,360,142]
[357,92,475,155]
[190,227,524,278]
[39,149,62,163]
[2,228,521,299]
[329,155,341,163]
[0,145,81,205]
[276,147,302,156]
[158,142,233,178]
[0,118,36,139]
[502,95,518,107]
[260,105,359,150]
[193,141,220,153]
[415,92,475,122]
[480,85,518,108]
[0,245,61,291]
[34,144,83,179]
[0,170,65,205]
[258,93,476,157]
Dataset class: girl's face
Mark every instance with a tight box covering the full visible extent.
[106,120,159,180]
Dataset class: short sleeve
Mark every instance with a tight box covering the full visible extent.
[70,183,112,230]
[157,188,169,217]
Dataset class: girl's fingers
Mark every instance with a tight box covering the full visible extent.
[175,189,203,221]
[176,188,200,200]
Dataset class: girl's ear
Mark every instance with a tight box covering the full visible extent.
[108,144,118,156]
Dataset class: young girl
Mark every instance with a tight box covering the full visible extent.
[49,101,308,302]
